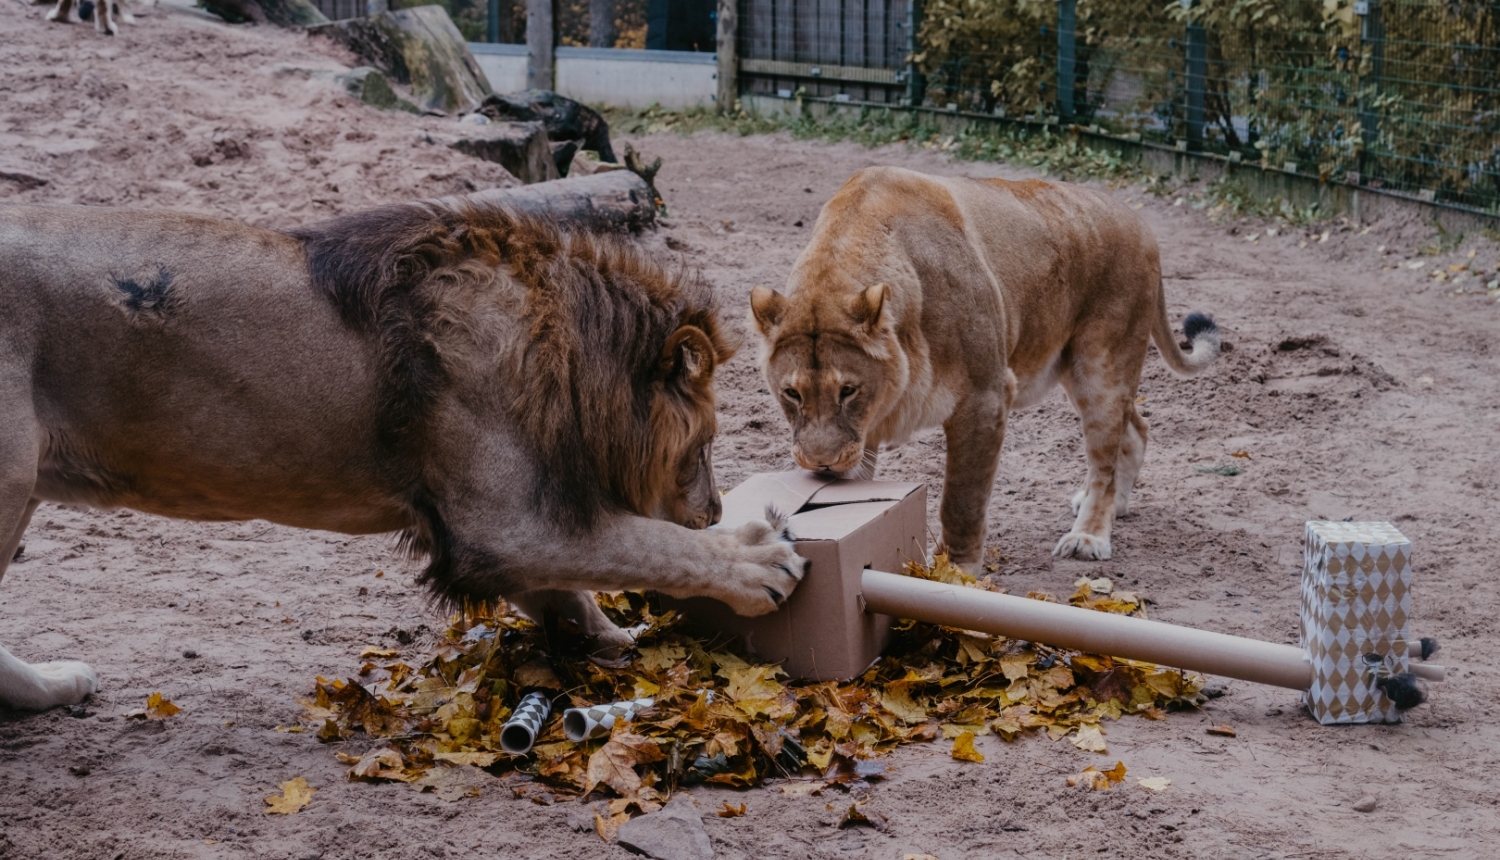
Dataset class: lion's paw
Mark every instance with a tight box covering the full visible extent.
[713,513,807,616]
[1069,489,1086,516]
[1053,531,1112,561]
[45,5,67,21]
[33,660,98,708]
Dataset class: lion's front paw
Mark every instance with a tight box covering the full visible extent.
[1053,531,1112,561]
[714,513,808,616]
[34,660,98,707]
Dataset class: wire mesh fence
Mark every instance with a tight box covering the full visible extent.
[738,0,1500,214]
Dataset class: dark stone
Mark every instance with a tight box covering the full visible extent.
[476,90,616,163]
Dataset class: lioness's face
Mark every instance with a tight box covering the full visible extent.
[661,439,721,529]
[751,283,896,477]
[763,339,884,475]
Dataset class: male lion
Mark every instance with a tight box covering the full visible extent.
[750,167,1220,570]
[0,201,806,711]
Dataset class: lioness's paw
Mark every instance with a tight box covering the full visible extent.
[715,516,807,616]
[1053,532,1112,561]
[35,660,98,707]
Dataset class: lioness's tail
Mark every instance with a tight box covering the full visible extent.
[1151,279,1220,377]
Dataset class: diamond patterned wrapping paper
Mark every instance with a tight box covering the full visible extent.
[1300,521,1413,724]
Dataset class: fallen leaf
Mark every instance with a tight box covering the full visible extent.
[839,801,888,831]
[1137,777,1171,791]
[1206,724,1237,737]
[316,718,341,743]
[1229,450,1252,460]
[950,730,985,763]
[359,646,399,659]
[434,751,502,767]
[903,855,939,860]
[264,777,316,814]
[717,801,747,817]
[779,782,823,797]
[1066,761,1126,791]
[415,765,487,801]
[145,692,180,719]
[348,747,412,782]
[595,810,629,841]
[1071,725,1108,753]
[584,732,664,799]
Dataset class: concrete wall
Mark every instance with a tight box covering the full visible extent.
[468,44,716,109]
[469,43,529,95]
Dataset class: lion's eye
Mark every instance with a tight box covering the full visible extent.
[783,388,802,403]
[839,385,857,401]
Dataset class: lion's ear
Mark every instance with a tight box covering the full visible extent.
[850,283,889,331]
[749,286,788,335]
[661,325,717,386]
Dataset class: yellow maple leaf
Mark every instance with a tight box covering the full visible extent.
[145,692,180,719]
[636,643,687,672]
[880,681,928,724]
[264,777,316,814]
[1066,761,1126,791]
[1071,724,1108,753]
[950,730,984,763]
[434,751,501,768]
[359,646,399,659]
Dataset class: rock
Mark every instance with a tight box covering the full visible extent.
[1353,795,1378,813]
[615,795,714,860]
[337,67,419,114]
[476,90,616,163]
[312,6,491,114]
[568,154,627,177]
[459,112,491,126]
[565,802,604,833]
[201,0,329,27]
[269,63,347,82]
[447,121,558,185]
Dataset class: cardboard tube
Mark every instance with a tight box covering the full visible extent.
[499,691,552,755]
[562,697,655,743]
[860,571,1445,690]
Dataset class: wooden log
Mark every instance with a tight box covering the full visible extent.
[312,5,492,114]
[434,170,658,233]
[201,0,328,27]
[447,121,560,185]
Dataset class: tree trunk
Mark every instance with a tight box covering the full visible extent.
[313,5,492,113]
[436,170,658,233]
[447,121,560,185]
[588,0,616,48]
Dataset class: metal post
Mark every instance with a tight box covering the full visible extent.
[487,0,500,42]
[1357,0,1383,181]
[526,0,555,91]
[716,0,737,112]
[906,0,925,106]
[1184,18,1206,150]
[1056,0,1076,121]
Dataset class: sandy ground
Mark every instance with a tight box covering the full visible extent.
[4,3,1500,859]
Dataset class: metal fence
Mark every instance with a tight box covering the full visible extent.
[738,0,1500,214]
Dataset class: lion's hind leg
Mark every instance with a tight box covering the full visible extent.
[1054,351,1145,561]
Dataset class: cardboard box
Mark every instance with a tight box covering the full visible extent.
[1300,521,1414,724]
[664,471,927,681]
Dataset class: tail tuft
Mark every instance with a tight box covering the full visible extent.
[1183,312,1217,342]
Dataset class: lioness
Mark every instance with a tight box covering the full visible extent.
[0,201,806,711]
[750,167,1219,570]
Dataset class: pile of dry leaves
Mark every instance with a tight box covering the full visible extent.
[303,557,1204,809]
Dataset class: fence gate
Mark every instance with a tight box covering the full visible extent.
[737,0,911,103]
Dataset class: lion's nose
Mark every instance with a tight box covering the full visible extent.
[707,494,722,526]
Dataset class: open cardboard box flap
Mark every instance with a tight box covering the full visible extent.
[718,471,922,541]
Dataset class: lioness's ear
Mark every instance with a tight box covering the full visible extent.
[749,286,788,335]
[661,325,716,386]
[850,283,889,331]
